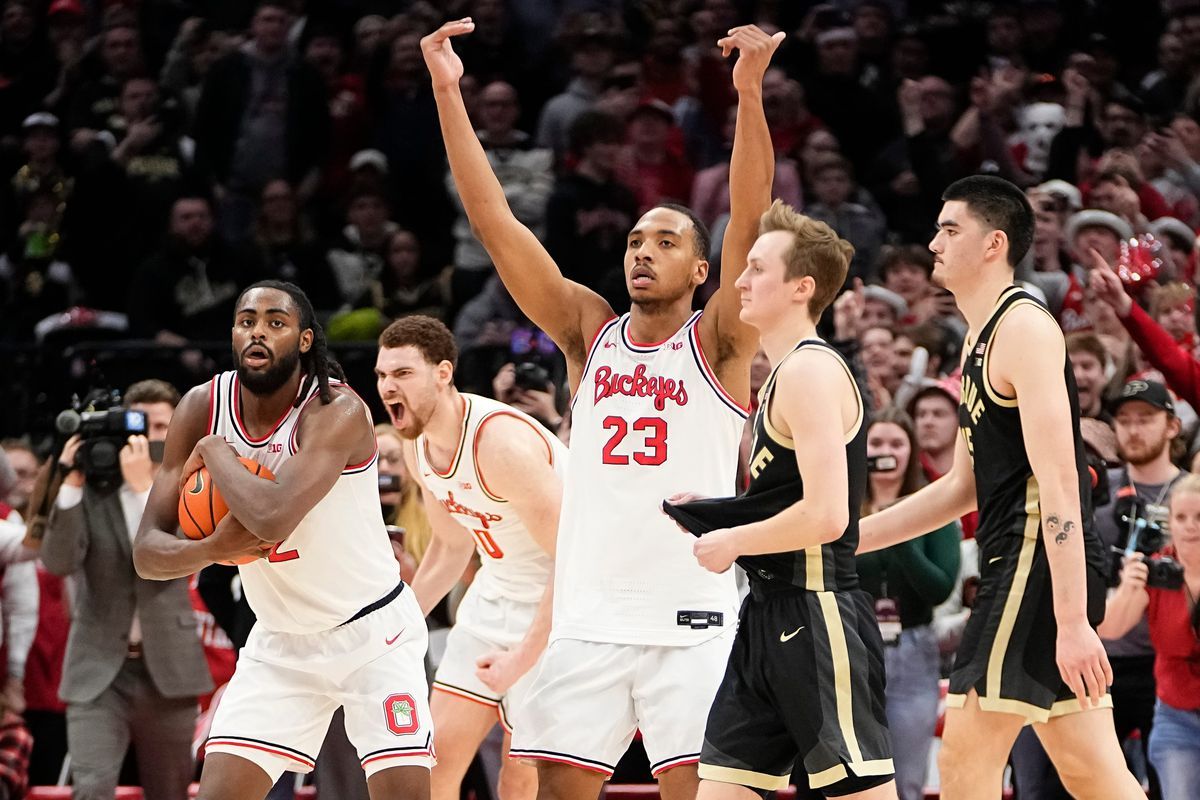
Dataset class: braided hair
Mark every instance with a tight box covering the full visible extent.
[237,280,345,407]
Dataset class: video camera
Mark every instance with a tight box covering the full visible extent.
[1112,487,1185,590]
[56,388,152,492]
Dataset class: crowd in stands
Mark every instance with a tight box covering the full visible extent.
[1,0,1200,797]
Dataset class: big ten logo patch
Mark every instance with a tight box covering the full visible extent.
[383,693,420,736]
[268,443,283,453]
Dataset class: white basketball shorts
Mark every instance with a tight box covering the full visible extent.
[205,583,433,781]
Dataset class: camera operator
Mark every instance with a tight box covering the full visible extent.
[1094,379,1187,795]
[491,362,563,435]
[41,380,212,800]
[1100,474,1200,800]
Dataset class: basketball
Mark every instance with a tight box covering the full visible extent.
[179,457,276,564]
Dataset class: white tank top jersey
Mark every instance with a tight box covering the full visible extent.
[555,311,747,646]
[205,371,399,635]
[414,394,563,611]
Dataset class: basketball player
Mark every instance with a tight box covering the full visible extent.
[133,281,432,800]
[423,18,780,800]
[374,315,565,800]
[665,202,897,799]
[859,176,1144,800]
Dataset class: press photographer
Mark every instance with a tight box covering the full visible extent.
[1100,474,1200,800]
[41,380,211,800]
[1092,379,1187,797]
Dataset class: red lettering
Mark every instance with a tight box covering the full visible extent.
[593,365,688,411]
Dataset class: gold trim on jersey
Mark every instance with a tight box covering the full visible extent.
[697,763,791,791]
[758,341,864,450]
[818,592,863,765]
[809,758,896,789]
[985,477,1040,702]
[804,547,825,592]
[944,691,1113,724]
[979,295,1060,410]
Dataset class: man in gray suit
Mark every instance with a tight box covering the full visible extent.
[42,380,212,800]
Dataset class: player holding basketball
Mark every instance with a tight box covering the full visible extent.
[859,176,1143,800]
[666,202,897,799]
[134,280,432,800]
[374,315,564,800]
[423,17,778,800]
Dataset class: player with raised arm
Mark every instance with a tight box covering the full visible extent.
[423,17,779,800]
[133,281,432,800]
[665,201,897,799]
[858,176,1144,800]
[374,315,565,800]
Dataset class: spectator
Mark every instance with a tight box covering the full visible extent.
[1,113,71,251]
[303,22,369,212]
[193,1,330,242]
[1065,208,1131,272]
[858,408,959,800]
[0,443,35,514]
[253,178,337,303]
[1100,474,1200,800]
[1140,32,1190,118]
[0,0,59,139]
[446,80,553,307]
[535,13,618,158]
[380,228,450,321]
[41,380,212,800]
[159,18,230,125]
[1149,217,1197,282]
[325,184,398,312]
[617,99,694,214]
[689,103,803,230]
[1095,380,1186,797]
[878,245,935,323]
[375,423,432,569]
[0,187,77,340]
[1066,331,1114,422]
[860,324,896,409]
[805,156,887,282]
[128,193,260,343]
[63,19,144,138]
[911,378,978,540]
[543,110,638,311]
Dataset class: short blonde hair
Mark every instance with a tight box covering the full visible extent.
[1169,472,1200,508]
[1149,282,1194,319]
[758,200,855,318]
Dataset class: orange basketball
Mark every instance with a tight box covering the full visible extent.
[179,457,275,565]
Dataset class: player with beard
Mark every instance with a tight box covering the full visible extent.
[423,20,779,800]
[374,315,565,800]
[134,281,433,800]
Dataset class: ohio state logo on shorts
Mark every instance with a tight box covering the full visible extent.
[383,693,420,736]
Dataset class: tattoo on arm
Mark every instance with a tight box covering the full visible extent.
[1045,513,1074,545]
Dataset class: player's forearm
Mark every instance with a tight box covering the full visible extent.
[409,540,471,617]
[1041,501,1090,624]
[200,442,289,541]
[433,84,515,243]
[858,475,974,553]
[730,499,847,555]
[728,86,773,226]
[133,528,211,580]
[515,578,554,666]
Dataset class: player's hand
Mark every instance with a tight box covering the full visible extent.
[476,647,533,695]
[1055,620,1113,709]
[119,435,155,493]
[666,491,708,506]
[720,25,786,93]
[201,514,272,564]
[178,434,230,491]
[1086,248,1133,317]
[421,18,473,92]
[693,529,738,573]
[1118,552,1149,592]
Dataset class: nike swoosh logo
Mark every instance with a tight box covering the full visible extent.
[779,626,804,642]
[988,556,1003,564]
[385,629,405,646]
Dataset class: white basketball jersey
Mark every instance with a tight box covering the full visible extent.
[414,394,562,617]
[206,371,399,635]
[555,311,747,646]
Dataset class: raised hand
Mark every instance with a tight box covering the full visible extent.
[1087,248,1132,317]
[421,17,474,91]
[719,25,786,93]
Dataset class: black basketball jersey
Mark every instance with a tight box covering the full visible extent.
[958,287,1106,572]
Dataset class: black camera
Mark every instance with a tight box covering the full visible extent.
[378,473,401,493]
[866,454,898,473]
[1112,489,1185,590]
[56,389,148,492]
[513,362,552,392]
